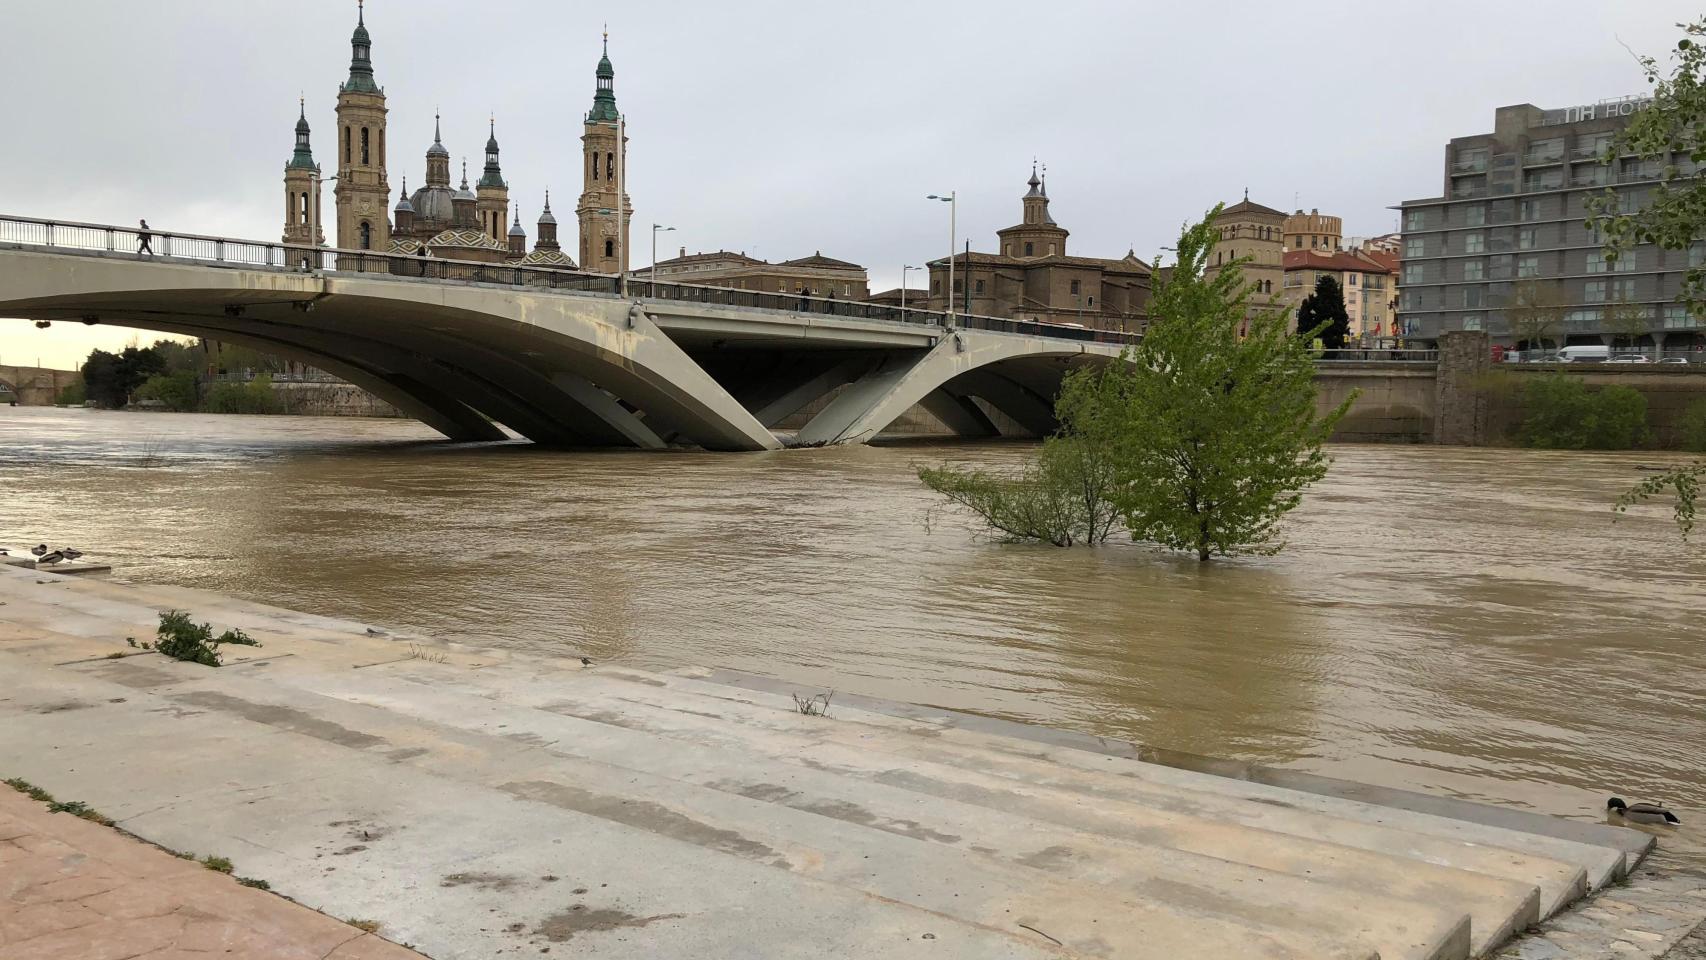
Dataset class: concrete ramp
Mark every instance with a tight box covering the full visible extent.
[0,567,1663,960]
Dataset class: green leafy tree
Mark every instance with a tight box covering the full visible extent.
[1587,17,1706,534]
[201,373,282,415]
[149,337,205,375]
[80,346,166,408]
[1506,280,1565,355]
[1602,299,1651,354]
[1296,275,1351,350]
[1519,376,1650,449]
[134,371,200,411]
[919,207,1352,561]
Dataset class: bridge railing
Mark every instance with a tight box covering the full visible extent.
[0,213,1141,347]
[1315,348,1440,363]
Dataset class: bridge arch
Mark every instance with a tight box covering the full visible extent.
[794,332,1119,445]
[0,249,780,450]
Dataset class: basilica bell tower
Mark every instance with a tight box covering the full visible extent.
[333,0,391,253]
[577,33,631,274]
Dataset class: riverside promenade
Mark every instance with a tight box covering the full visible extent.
[0,564,1698,959]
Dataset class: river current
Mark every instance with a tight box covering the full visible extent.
[3,406,1703,823]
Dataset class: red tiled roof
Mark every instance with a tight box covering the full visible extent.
[1282,249,1391,274]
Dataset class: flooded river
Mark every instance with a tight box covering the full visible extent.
[3,406,1703,824]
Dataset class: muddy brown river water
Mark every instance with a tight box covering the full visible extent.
[3,406,1703,828]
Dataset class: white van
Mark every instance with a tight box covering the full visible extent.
[1556,345,1611,363]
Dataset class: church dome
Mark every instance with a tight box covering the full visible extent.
[409,184,457,224]
[394,178,413,213]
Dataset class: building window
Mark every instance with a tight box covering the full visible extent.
[606,152,615,179]
[1088,296,1095,306]
[1618,189,1647,215]
[1518,198,1540,221]
[1586,280,1608,302]
[1070,279,1081,295]
[1587,251,1609,273]
[359,221,371,249]
[1523,169,1563,191]
[1610,277,1638,301]
[952,278,962,293]
[361,127,370,166]
[1516,255,1540,278]
[1463,233,1485,254]
[343,127,351,164]
[1462,314,1484,331]
[1462,260,1484,281]
[1663,304,1698,329]
[1517,227,1537,250]
[590,152,598,180]
[1525,138,1564,165]
[1404,236,1426,258]
[1024,242,1033,257]
[379,129,385,166]
[1404,209,1425,231]
[974,279,984,293]
[1464,204,1486,227]
[1403,263,1424,284]
[1048,243,1056,255]
[605,239,614,258]
[1285,272,1301,287]
[1462,286,1485,308]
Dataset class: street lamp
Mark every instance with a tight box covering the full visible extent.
[900,264,921,311]
[306,173,337,271]
[651,224,675,290]
[926,192,956,324]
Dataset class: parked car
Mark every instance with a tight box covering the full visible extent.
[1609,355,1652,363]
[1556,345,1611,363]
[1659,357,1690,365]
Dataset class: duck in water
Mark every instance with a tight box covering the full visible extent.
[1608,797,1681,825]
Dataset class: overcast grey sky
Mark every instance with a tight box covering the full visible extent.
[1,0,1697,368]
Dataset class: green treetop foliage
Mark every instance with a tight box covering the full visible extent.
[1588,17,1706,537]
[80,345,166,408]
[1506,279,1566,353]
[919,206,1352,561]
[1296,275,1351,350]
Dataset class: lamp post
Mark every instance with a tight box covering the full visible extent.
[307,173,337,271]
[651,224,675,291]
[926,192,956,324]
[900,264,921,311]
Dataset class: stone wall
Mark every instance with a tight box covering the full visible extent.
[270,380,403,418]
[0,365,81,406]
[1315,364,1435,443]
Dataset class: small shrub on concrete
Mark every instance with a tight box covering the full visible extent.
[236,877,271,890]
[3,778,52,802]
[200,855,234,874]
[792,691,834,717]
[140,610,261,667]
[348,919,381,934]
[1520,376,1650,450]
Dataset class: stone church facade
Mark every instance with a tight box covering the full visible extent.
[281,3,624,273]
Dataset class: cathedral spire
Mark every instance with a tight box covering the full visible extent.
[288,98,316,170]
[588,29,619,122]
[479,115,504,188]
[342,0,379,94]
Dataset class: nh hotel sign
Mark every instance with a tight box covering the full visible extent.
[1543,97,1652,125]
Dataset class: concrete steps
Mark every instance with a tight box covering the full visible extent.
[238,656,1571,957]
[596,666,1632,897]
[0,569,1657,959]
[351,659,1608,920]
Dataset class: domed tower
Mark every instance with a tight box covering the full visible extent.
[282,99,323,245]
[333,0,390,253]
[995,163,1070,260]
[507,209,527,259]
[392,177,414,237]
[535,191,561,252]
[452,161,478,229]
[476,118,509,242]
[577,31,631,273]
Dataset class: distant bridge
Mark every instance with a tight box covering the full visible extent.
[0,363,79,405]
[0,216,1133,450]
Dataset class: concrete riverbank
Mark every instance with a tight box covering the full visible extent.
[0,564,1698,959]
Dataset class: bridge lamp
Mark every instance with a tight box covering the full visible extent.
[651,224,675,286]
[900,264,921,312]
[926,192,957,325]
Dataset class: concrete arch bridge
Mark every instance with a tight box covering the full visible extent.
[0,216,1133,450]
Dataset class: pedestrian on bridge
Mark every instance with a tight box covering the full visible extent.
[137,220,153,257]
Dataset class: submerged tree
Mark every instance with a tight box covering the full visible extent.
[1296,275,1351,350]
[1113,206,1352,559]
[920,206,1352,560]
[1588,17,1706,536]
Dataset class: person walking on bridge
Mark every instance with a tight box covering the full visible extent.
[136,219,154,257]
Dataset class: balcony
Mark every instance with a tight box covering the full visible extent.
[1451,158,1489,175]
[1524,150,1565,167]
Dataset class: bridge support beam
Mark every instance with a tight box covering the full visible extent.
[550,373,666,449]
[795,332,1092,445]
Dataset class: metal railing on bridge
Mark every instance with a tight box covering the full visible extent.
[0,214,1140,347]
[1315,348,1440,363]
